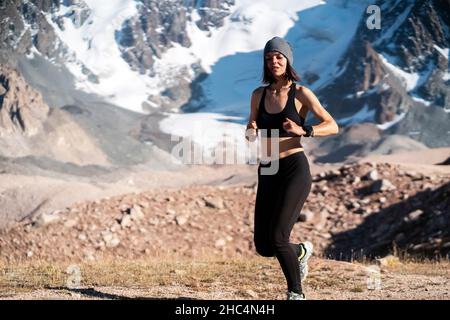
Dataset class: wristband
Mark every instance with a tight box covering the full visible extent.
[302,125,314,137]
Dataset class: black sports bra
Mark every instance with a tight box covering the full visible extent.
[256,82,305,138]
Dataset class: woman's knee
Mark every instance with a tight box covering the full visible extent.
[255,246,275,257]
[254,238,275,257]
[272,231,289,250]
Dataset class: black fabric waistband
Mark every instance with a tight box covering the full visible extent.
[259,150,306,166]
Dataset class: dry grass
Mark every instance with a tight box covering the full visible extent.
[380,260,450,277]
[0,255,448,299]
[0,255,283,297]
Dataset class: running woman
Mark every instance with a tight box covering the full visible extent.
[245,37,339,300]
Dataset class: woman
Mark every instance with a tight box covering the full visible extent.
[245,37,339,300]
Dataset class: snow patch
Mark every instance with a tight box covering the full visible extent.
[337,104,376,126]
[411,95,432,106]
[374,1,415,46]
[433,45,449,59]
[159,112,250,163]
[443,71,450,81]
[378,53,419,91]
[377,112,406,130]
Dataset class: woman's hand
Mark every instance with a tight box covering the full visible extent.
[245,120,258,142]
[282,118,305,136]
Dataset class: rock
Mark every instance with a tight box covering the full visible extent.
[326,205,336,214]
[351,201,361,209]
[298,209,315,222]
[215,239,226,248]
[351,176,361,185]
[371,179,396,193]
[360,198,371,204]
[102,231,120,248]
[119,204,131,212]
[195,199,205,207]
[411,243,427,251]
[110,224,119,233]
[64,219,78,228]
[363,169,379,181]
[77,233,87,241]
[404,209,424,222]
[33,212,61,228]
[120,214,132,228]
[330,169,341,177]
[139,201,150,209]
[379,196,387,204]
[245,289,258,298]
[421,183,433,191]
[175,215,188,226]
[406,172,424,181]
[318,232,332,239]
[166,209,176,215]
[23,224,32,233]
[130,205,144,220]
[345,200,361,210]
[204,197,224,209]
[83,249,95,261]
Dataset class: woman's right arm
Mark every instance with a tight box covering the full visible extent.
[245,88,261,142]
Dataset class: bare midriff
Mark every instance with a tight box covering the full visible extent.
[260,136,304,161]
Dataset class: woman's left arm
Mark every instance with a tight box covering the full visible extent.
[298,86,339,137]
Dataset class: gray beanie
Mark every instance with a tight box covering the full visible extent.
[264,37,293,65]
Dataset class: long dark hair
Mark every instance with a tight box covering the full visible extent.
[262,60,300,84]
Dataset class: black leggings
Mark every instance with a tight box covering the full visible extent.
[254,151,312,294]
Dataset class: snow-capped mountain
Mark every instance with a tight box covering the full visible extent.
[1,0,239,112]
[316,0,450,147]
[0,0,449,163]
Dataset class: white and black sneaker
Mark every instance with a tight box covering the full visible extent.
[298,241,313,281]
[286,291,306,300]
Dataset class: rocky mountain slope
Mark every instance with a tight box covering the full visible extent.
[0,64,112,165]
[0,62,169,169]
[0,64,49,137]
[1,160,448,262]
